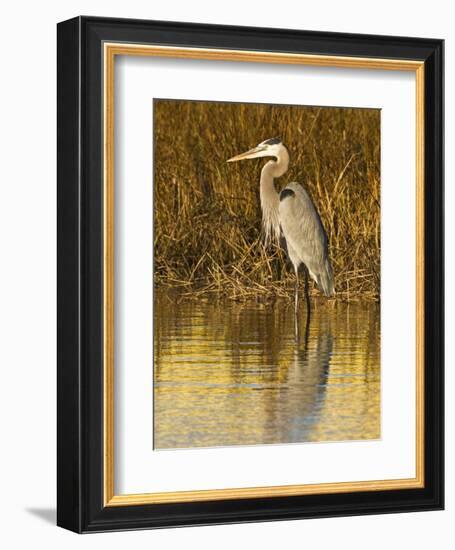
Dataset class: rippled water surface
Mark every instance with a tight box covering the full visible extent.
[154,290,380,449]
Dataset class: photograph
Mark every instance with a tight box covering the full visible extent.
[153,99,381,450]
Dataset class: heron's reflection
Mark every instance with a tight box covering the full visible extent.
[280,311,333,443]
[294,301,311,345]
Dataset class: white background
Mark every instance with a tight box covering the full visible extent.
[0,1,451,548]
[116,57,416,494]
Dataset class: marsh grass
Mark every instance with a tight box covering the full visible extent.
[154,100,380,301]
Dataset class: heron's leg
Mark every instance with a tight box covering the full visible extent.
[294,267,299,316]
[304,266,311,322]
[303,311,310,351]
[294,268,299,341]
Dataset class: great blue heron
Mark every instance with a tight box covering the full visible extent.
[227,138,334,316]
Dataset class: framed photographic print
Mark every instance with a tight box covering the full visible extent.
[57,16,444,533]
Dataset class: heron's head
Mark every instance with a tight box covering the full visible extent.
[227,138,286,163]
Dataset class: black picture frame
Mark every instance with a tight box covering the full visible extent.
[57,16,444,533]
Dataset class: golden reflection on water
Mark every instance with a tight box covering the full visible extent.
[154,290,380,449]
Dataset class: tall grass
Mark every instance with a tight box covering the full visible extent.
[154,100,380,301]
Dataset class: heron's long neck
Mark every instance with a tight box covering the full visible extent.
[260,151,289,247]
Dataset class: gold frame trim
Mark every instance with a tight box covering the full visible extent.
[103,43,425,507]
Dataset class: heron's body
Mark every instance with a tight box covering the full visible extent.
[279,183,334,297]
[228,138,334,314]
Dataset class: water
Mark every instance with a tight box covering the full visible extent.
[154,290,380,450]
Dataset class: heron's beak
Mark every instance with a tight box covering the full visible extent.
[227,146,266,163]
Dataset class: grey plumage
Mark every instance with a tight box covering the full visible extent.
[279,182,334,297]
